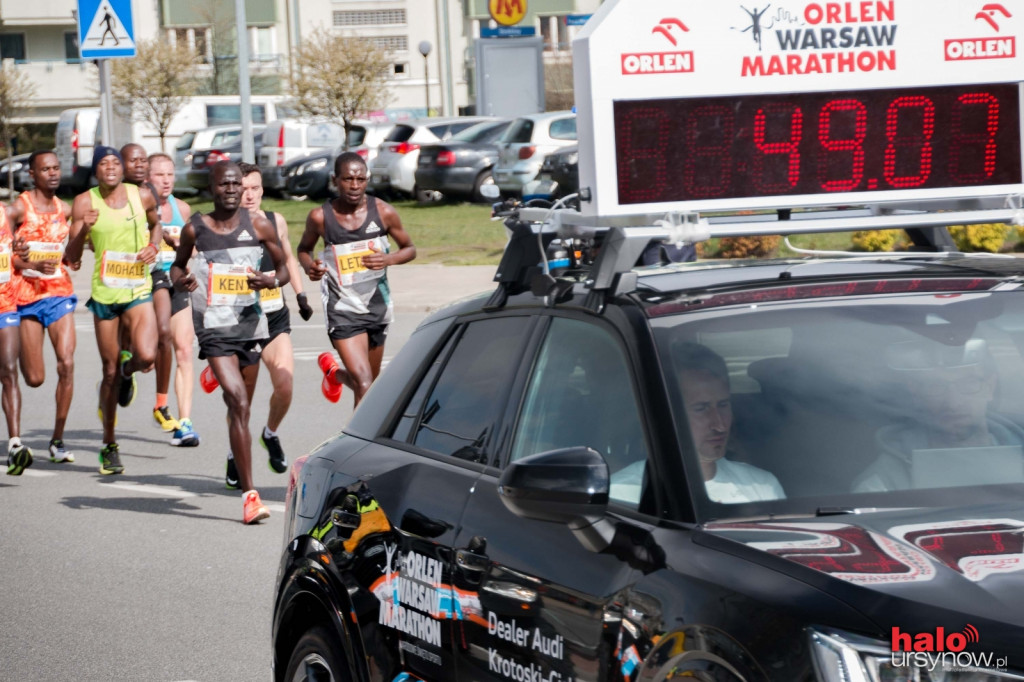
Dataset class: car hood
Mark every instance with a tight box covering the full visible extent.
[699,502,1024,650]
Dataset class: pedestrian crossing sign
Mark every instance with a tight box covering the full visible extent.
[77,0,136,59]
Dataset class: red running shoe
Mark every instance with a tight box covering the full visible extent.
[200,365,219,393]
[243,490,270,524]
[318,352,343,402]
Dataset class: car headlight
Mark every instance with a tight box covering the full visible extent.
[809,628,1021,682]
[305,158,328,172]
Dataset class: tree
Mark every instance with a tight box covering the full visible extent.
[0,61,35,193]
[290,29,392,146]
[112,40,199,153]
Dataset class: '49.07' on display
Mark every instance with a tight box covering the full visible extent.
[614,82,1022,205]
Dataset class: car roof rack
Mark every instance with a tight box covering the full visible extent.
[485,194,1024,313]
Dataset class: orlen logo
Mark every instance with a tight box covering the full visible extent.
[891,625,978,652]
[621,51,694,75]
[945,3,1015,60]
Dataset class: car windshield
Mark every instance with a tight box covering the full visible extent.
[451,120,511,144]
[176,132,196,152]
[648,289,1024,521]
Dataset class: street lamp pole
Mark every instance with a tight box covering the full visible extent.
[419,41,432,117]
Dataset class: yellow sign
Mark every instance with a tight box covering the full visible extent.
[259,282,284,312]
[0,250,9,284]
[489,0,526,26]
[206,262,257,306]
[332,238,387,286]
[101,250,147,289]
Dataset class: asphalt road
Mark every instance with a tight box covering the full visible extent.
[0,258,495,681]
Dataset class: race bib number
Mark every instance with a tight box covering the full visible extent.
[24,241,64,279]
[159,224,182,267]
[0,247,10,284]
[207,262,256,307]
[332,237,387,286]
[259,272,284,312]
[101,250,147,289]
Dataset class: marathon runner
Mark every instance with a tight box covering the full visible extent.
[171,161,289,524]
[121,143,181,435]
[66,145,162,475]
[1,208,31,475]
[297,152,415,408]
[147,152,199,446]
[7,150,79,465]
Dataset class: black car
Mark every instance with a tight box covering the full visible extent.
[414,119,513,202]
[283,146,340,200]
[186,127,265,192]
[273,214,1024,680]
[537,144,579,199]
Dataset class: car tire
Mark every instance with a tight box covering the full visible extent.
[283,626,347,682]
[471,170,496,203]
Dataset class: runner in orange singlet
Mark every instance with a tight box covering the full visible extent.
[8,150,79,465]
[0,205,32,475]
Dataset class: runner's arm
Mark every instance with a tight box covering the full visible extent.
[248,214,288,290]
[297,208,327,282]
[65,192,98,264]
[137,185,162,264]
[170,220,197,292]
[274,213,304,296]
[364,201,415,270]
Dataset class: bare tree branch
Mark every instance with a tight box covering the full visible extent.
[0,61,36,193]
[289,29,393,145]
[112,40,199,153]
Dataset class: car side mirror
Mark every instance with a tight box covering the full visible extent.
[497,447,615,553]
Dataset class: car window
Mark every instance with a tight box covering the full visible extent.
[501,119,534,144]
[211,130,241,147]
[548,117,577,140]
[384,125,415,143]
[399,317,534,462]
[426,123,453,140]
[446,121,482,137]
[307,123,344,148]
[511,317,649,507]
[175,132,196,152]
[347,125,367,147]
[452,120,511,144]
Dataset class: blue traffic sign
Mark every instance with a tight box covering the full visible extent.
[78,0,136,59]
[566,14,592,27]
[480,26,537,38]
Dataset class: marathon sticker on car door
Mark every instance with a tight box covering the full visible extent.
[332,237,387,287]
[0,246,10,284]
[23,241,64,279]
[207,262,257,307]
[100,250,147,289]
[258,272,284,312]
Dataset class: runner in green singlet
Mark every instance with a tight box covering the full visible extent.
[66,146,162,475]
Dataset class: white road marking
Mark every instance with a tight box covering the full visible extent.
[21,469,58,478]
[266,503,286,513]
[102,482,197,498]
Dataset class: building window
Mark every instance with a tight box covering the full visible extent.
[365,35,408,52]
[333,10,406,27]
[249,26,274,60]
[0,34,26,62]
[539,16,570,52]
[64,31,80,63]
[392,62,408,77]
[169,28,211,64]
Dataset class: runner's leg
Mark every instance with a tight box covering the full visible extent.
[18,317,46,387]
[121,301,158,374]
[95,316,121,443]
[332,333,374,407]
[46,313,76,442]
[210,355,258,492]
[152,287,174,415]
[170,307,194,423]
[262,332,293,432]
[0,326,22,439]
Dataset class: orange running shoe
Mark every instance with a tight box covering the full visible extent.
[318,352,343,402]
[243,490,270,524]
[200,365,220,393]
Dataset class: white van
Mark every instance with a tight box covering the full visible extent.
[55,108,100,192]
[258,119,346,191]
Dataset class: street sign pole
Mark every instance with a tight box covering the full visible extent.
[234,0,254,164]
[78,0,135,148]
[97,59,114,147]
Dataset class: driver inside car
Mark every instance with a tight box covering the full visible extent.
[676,342,786,503]
[853,338,1024,492]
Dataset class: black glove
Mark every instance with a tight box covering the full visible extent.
[297,293,314,321]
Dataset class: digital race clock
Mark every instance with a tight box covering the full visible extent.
[614,83,1021,205]
[573,0,1024,217]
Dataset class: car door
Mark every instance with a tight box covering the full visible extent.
[339,314,540,681]
[451,315,652,681]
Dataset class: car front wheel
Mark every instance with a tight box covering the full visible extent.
[472,170,495,203]
[284,626,348,682]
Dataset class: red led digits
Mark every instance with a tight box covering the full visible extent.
[817,99,866,192]
[682,104,734,198]
[884,96,935,188]
[949,92,1000,183]
[752,102,803,194]
[612,83,1020,204]
[616,108,671,202]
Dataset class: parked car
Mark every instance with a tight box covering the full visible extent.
[186,127,266,192]
[414,118,513,203]
[347,121,392,166]
[175,124,259,193]
[283,123,390,200]
[535,144,579,199]
[493,111,577,196]
[55,107,100,192]
[273,217,1024,680]
[0,152,34,194]
[259,119,347,192]
[368,116,494,200]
